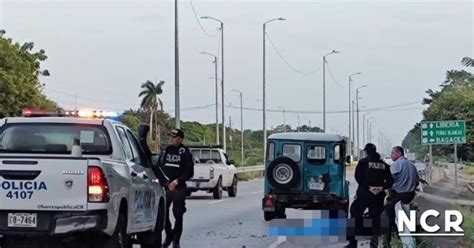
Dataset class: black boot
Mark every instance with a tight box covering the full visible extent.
[162,234,174,248]
[172,240,180,248]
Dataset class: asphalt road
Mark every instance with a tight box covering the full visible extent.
[135,170,359,248]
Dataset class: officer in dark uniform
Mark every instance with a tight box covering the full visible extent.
[347,143,393,248]
[160,129,194,248]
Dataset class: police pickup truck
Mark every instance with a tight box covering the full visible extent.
[0,110,165,248]
[187,146,238,199]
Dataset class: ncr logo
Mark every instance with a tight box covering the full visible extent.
[398,210,464,236]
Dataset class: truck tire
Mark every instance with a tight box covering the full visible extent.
[266,157,300,190]
[228,176,238,197]
[100,213,129,248]
[141,200,165,248]
[264,211,275,221]
[213,177,223,199]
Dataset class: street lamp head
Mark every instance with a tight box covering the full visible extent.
[332,50,340,54]
[278,17,286,21]
[200,16,209,19]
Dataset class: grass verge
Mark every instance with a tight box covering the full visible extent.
[455,204,474,246]
[238,171,264,181]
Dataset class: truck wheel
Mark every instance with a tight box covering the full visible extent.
[264,211,276,221]
[141,200,165,248]
[228,176,238,197]
[213,177,223,199]
[101,213,129,248]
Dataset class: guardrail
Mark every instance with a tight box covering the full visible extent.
[235,165,264,173]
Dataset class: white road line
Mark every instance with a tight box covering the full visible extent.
[208,199,226,204]
[268,236,286,248]
[251,191,263,195]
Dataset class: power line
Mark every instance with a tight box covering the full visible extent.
[265,33,322,76]
[325,61,347,88]
[189,0,220,38]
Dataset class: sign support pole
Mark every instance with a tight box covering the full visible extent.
[454,144,458,189]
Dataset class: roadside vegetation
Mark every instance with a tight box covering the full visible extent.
[402,57,473,162]
[454,204,474,246]
[0,30,56,118]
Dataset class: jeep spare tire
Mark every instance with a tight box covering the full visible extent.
[266,157,300,190]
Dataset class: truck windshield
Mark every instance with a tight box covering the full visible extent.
[0,123,111,155]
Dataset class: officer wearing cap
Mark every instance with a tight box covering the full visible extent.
[347,143,393,248]
[160,129,194,248]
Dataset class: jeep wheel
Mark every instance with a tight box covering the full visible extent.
[213,177,223,199]
[267,157,300,190]
[228,176,238,197]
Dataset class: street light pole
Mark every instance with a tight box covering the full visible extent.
[232,90,244,165]
[201,16,225,151]
[201,52,219,145]
[263,17,285,160]
[322,50,339,133]
[356,85,367,159]
[348,72,362,159]
[362,113,370,146]
[277,107,286,132]
[174,0,180,128]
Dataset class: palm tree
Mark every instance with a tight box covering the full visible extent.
[139,80,165,139]
[461,57,473,67]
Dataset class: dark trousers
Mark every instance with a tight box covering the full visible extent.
[348,188,386,248]
[164,187,187,243]
[384,191,416,242]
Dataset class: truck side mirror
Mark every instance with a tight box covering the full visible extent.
[345,155,352,165]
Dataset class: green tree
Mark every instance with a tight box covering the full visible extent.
[138,80,164,140]
[403,60,474,161]
[0,30,56,117]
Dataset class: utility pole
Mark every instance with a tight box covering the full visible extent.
[356,85,367,159]
[297,115,300,132]
[348,72,362,159]
[263,17,285,162]
[202,16,224,150]
[322,50,339,132]
[201,52,219,145]
[232,90,244,165]
[174,0,180,128]
[352,99,356,157]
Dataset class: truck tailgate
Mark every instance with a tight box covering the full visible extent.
[0,157,90,211]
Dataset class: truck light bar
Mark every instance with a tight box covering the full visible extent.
[22,109,119,119]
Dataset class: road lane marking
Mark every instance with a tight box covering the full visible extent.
[269,236,286,248]
[251,190,263,195]
[208,199,226,204]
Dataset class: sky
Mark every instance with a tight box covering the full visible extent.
[1,0,472,152]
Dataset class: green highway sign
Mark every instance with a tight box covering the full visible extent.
[421,120,466,145]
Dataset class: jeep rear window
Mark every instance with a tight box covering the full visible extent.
[282,144,301,162]
[0,123,112,155]
[307,145,326,164]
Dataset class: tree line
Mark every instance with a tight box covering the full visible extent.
[402,57,473,162]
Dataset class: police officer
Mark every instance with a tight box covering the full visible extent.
[347,143,393,248]
[160,129,194,248]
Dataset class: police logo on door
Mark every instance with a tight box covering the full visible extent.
[64,179,73,190]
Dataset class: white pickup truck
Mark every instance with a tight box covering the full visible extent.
[187,146,238,199]
[0,112,165,248]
